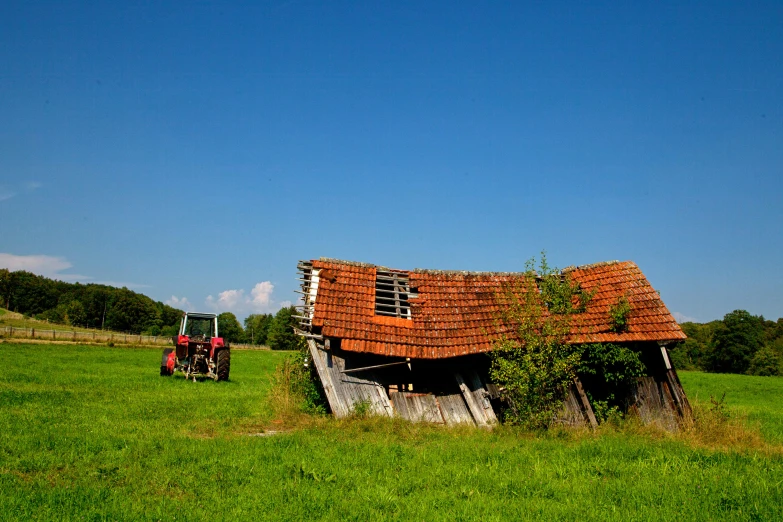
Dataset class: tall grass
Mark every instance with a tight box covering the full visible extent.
[2,343,783,520]
[680,370,783,444]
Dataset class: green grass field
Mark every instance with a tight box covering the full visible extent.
[0,308,110,335]
[680,370,783,444]
[2,343,782,521]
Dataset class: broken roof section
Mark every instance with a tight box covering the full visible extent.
[297,258,685,360]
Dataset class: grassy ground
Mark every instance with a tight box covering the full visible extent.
[1,343,782,521]
[680,370,783,444]
[0,308,126,335]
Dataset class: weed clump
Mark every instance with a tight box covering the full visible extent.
[268,347,327,423]
[682,394,768,451]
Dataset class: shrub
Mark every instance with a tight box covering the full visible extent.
[267,306,306,351]
[269,344,327,418]
[578,343,646,422]
[608,295,631,332]
[747,346,781,376]
[490,254,591,429]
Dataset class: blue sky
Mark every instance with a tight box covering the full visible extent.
[1,1,781,323]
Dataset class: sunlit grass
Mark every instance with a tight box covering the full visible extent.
[0,307,127,335]
[1,343,782,520]
[680,370,783,444]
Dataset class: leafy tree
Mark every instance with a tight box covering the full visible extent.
[267,306,305,351]
[6,271,58,315]
[0,269,11,309]
[489,254,591,429]
[578,343,646,421]
[705,310,764,374]
[769,336,783,357]
[0,269,184,334]
[748,346,781,376]
[104,288,159,334]
[668,338,701,371]
[244,313,274,345]
[65,300,87,326]
[217,312,244,343]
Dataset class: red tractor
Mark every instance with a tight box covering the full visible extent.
[160,312,230,381]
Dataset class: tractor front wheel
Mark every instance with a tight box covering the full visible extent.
[216,349,230,381]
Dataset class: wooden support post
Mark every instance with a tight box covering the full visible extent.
[455,372,497,427]
[573,378,598,429]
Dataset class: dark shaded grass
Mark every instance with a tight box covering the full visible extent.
[1,343,782,521]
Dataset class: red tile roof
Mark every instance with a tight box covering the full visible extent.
[306,259,685,359]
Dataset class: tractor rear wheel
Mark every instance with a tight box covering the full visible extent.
[160,348,174,376]
[216,349,230,381]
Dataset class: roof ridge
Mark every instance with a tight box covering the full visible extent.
[562,260,625,272]
[412,268,530,276]
[318,258,632,275]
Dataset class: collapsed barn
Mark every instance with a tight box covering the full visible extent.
[295,258,691,430]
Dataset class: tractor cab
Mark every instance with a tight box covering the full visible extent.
[179,312,218,341]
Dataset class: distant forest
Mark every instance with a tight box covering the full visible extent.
[0,269,304,350]
[670,310,783,376]
[0,269,183,335]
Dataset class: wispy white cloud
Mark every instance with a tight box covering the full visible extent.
[0,253,147,288]
[672,311,698,323]
[0,181,42,202]
[0,253,76,278]
[205,281,284,315]
[166,296,193,311]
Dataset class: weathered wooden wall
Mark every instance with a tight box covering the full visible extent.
[306,339,691,431]
[632,369,692,431]
[556,379,598,429]
[307,339,497,426]
[307,339,393,418]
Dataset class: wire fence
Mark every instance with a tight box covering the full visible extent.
[0,326,270,350]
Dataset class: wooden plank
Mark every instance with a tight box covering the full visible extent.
[437,393,475,425]
[332,350,393,417]
[455,372,496,427]
[485,383,502,399]
[391,393,443,423]
[632,375,678,432]
[556,384,589,428]
[307,339,351,417]
[390,392,409,419]
[665,368,693,422]
[465,370,498,425]
[572,377,598,428]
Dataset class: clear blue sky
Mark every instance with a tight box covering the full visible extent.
[1,1,781,323]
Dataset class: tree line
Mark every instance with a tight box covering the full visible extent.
[217,307,304,350]
[0,268,304,350]
[0,269,182,335]
[670,310,783,376]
